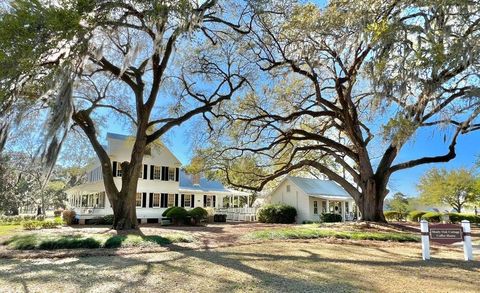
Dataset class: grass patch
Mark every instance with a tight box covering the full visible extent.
[246,227,420,242]
[0,224,21,237]
[3,232,194,250]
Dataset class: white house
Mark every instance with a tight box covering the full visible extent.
[66,133,248,224]
[268,176,357,223]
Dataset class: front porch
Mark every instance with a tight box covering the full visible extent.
[310,196,359,222]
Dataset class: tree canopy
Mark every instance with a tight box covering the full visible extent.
[191,0,480,221]
[417,167,480,213]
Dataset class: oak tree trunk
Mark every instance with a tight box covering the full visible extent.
[111,190,137,230]
[358,178,387,222]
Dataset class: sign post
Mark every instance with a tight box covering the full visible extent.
[420,220,430,260]
[421,220,474,261]
[461,220,474,261]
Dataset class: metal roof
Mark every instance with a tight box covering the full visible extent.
[179,171,229,193]
[288,176,352,198]
[106,132,132,140]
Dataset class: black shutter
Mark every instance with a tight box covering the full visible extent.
[162,166,168,181]
[142,192,147,208]
[143,164,148,180]
[204,195,207,207]
[149,193,153,208]
[150,165,154,180]
[175,194,179,207]
[213,195,216,208]
[112,161,117,177]
[181,194,184,207]
[175,168,180,182]
[191,194,195,207]
[161,193,166,208]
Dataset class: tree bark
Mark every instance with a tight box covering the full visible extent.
[358,178,387,222]
[111,190,138,230]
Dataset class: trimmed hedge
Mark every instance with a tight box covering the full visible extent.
[162,207,175,217]
[189,207,208,225]
[257,204,297,224]
[421,212,441,223]
[407,210,426,222]
[165,207,189,225]
[321,213,342,223]
[384,211,405,221]
[449,213,480,224]
[100,214,114,225]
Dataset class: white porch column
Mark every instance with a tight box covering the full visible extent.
[326,200,330,213]
[341,201,346,222]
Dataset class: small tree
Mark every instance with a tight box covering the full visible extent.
[417,168,480,213]
[386,192,410,215]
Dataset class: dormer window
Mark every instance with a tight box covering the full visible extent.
[192,174,200,186]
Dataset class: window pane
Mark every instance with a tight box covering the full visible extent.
[117,164,122,177]
[153,193,160,207]
[168,194,175,207]
[168,168,175,181]
[184,194,191,207]
[136,193,142,207]
[154,166,161,179]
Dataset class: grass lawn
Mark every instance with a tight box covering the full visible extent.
[246,225,420,242]
[0,240,478,292]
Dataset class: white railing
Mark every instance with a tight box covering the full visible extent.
[215,207,257,222]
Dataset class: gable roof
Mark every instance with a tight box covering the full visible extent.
[106,132,181,165]
[179,171,229,193]
[288,176,351,198]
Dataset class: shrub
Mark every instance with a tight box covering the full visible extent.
[53,209,63,217]
[62,210,76,225]
[320,213,342,223]
[162,207,175,217]
[189,207,208,225]
[421,212,442,223]
[99,214,114,225]
[384,211,405,221]
[22,218,63,230]
[408,210,426,222]
[449,213,480,224]
[165,207,189,225]
[257,204,297,224]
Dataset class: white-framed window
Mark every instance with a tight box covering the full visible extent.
[168,194,175,207]
[204,195,215,207]
[153,193,160,208]
[168,168,175,181]
[313,201,318,214]
[184,194,191,207]
[136,193,142,207]
[117,164,123,177]
[154,166,161,180]
[286,185,291,192]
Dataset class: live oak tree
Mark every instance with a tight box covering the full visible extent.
[418,168,480,213]
[0,0,250,229]
[194,0,480,221]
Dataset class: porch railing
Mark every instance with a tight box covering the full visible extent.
[215,207,257,222]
